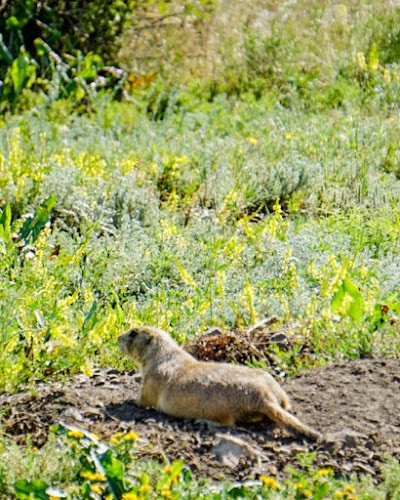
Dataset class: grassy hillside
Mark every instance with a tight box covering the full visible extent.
[1,90,399,392]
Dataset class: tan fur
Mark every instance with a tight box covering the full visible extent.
[118,326,321,441]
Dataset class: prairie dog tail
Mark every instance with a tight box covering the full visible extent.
[265,402,321,441]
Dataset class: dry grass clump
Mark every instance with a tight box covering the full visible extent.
[119,0,400,92]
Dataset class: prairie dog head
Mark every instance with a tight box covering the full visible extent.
[118,326,179,369]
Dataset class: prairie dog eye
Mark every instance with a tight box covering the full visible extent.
[128,329,138,339]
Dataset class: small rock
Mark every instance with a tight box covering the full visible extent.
[289,443,308,454]
[211,434,258,468]
[269,332,290,346]
[354,462,376,475]
[365,439,376,450]
[61,407,85,422]
[245,316,280,335]
[322,429,367,452]
[341,462,353,472]
[104,368,121,376]
[201,326,225,337]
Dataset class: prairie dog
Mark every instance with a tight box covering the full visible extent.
[118,326,321,441]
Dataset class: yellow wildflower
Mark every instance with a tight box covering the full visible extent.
[139,484,152,495]
[67,430,84,439]
[162,465,173,474]
[90,484,104,495]
[124,431,139,442]
[109,431,124,444]
[334,487,358,500]
[122,493,139,500]
[314,467,333,479]
[161,489,172,499]
[285,133,292,140]
[260,476,280,489]
[368,44,379,72]
[303,490,313,498]
[247,137,258,145]
[81,471,107,482]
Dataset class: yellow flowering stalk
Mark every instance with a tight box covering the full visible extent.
[356,52,367,71]
[313,467,333,479]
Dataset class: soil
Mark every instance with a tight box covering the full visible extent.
[1,326,400,482]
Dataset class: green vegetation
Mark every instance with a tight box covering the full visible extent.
[1,92,399,391]
[1,0,400,497]
[1,424,400,499]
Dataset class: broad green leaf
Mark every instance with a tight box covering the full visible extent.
[102,452,124,481]
[82,300,98,332]
[314,482,330,500]
[331,282,345,313]
[0,204,11,238]
[35,193,57,224]
[10,51,36,96]
[79,53,103,80]
[343,277,365,322]
[227,485,250,498]
[331,277,365,322]
[368,303,386,332]
[101,450,125,497]
[19,194,56,244]
[14,479,50,500]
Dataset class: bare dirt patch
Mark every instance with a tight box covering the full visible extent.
[1,355,399,482]
[0,359,400,480]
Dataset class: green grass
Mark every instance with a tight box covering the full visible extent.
[1,425,400,499]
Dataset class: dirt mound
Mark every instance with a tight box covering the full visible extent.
[185,318,311,378]
[1,357,399,481]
